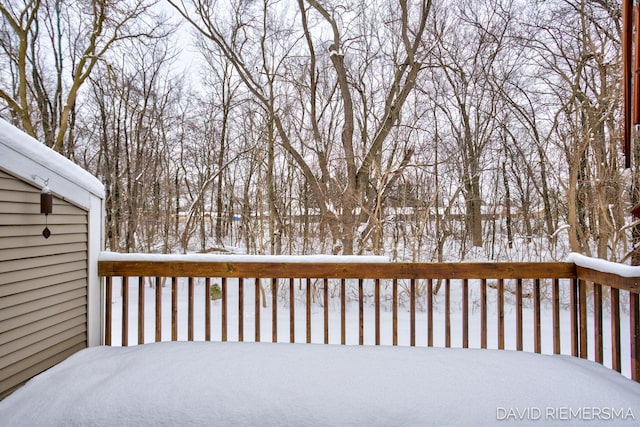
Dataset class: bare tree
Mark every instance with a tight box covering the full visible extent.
[85,36,184,252]
[168,0,432,255]
[0,0,170,154]
[523,0,624,259]
[425,0,517,250]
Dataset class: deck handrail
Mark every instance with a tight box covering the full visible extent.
[98,260,575,279]
[98,258,640,382]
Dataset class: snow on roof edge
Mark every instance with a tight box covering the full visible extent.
[566,252,640,278]
[99,252,390,263]
[0,119,105,198]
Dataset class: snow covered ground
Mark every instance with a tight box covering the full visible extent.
[1,341,638,426]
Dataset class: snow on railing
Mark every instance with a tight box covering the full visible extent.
[98,254,640,382]
[99,252,391,264]
[567,252,640,278]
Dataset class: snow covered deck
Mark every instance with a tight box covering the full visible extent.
[1,341,638,425]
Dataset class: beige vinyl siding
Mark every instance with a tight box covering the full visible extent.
[0,169,88,399]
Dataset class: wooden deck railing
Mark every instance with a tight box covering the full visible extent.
[98,257,640,382]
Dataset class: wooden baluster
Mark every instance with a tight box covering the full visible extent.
[610,286,621,373]
[481,278,487,349]
[138,277,145,345]
[534,278,541,354]
[516,278,523,351]
[594,282,603,364]
[462,278,468,349]
[393,278,398,346]
[306,278,311,344]
[255,278,261,342]
[236,277,241,342]
[427,279,433,347]
[579,279,588,359]
[570,278,579,357]
[188,277,194,341]
[375,279,380,346]
[205,278,211,341]
[341,278,346,345]
[553,279,560,354]
[155,276,162,342]
[324,278,329,345]
[105,276,112,346]
[630,291,639,381]
[359,279,364,345]
[410,279,416,347]
[272,278,278,343]
[122,276,129,346]
[223,277,229,342]
[498,278,504,350]
[290,278,295,343]
[445,279,450,348]
[171,277,178,341]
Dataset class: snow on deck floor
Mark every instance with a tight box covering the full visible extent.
[1,342,638,426]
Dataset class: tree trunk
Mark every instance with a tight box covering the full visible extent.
[502,162,513,249]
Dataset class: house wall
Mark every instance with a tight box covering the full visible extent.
[0,169,89,399]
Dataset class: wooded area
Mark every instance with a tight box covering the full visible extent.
[1,0,637,262]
